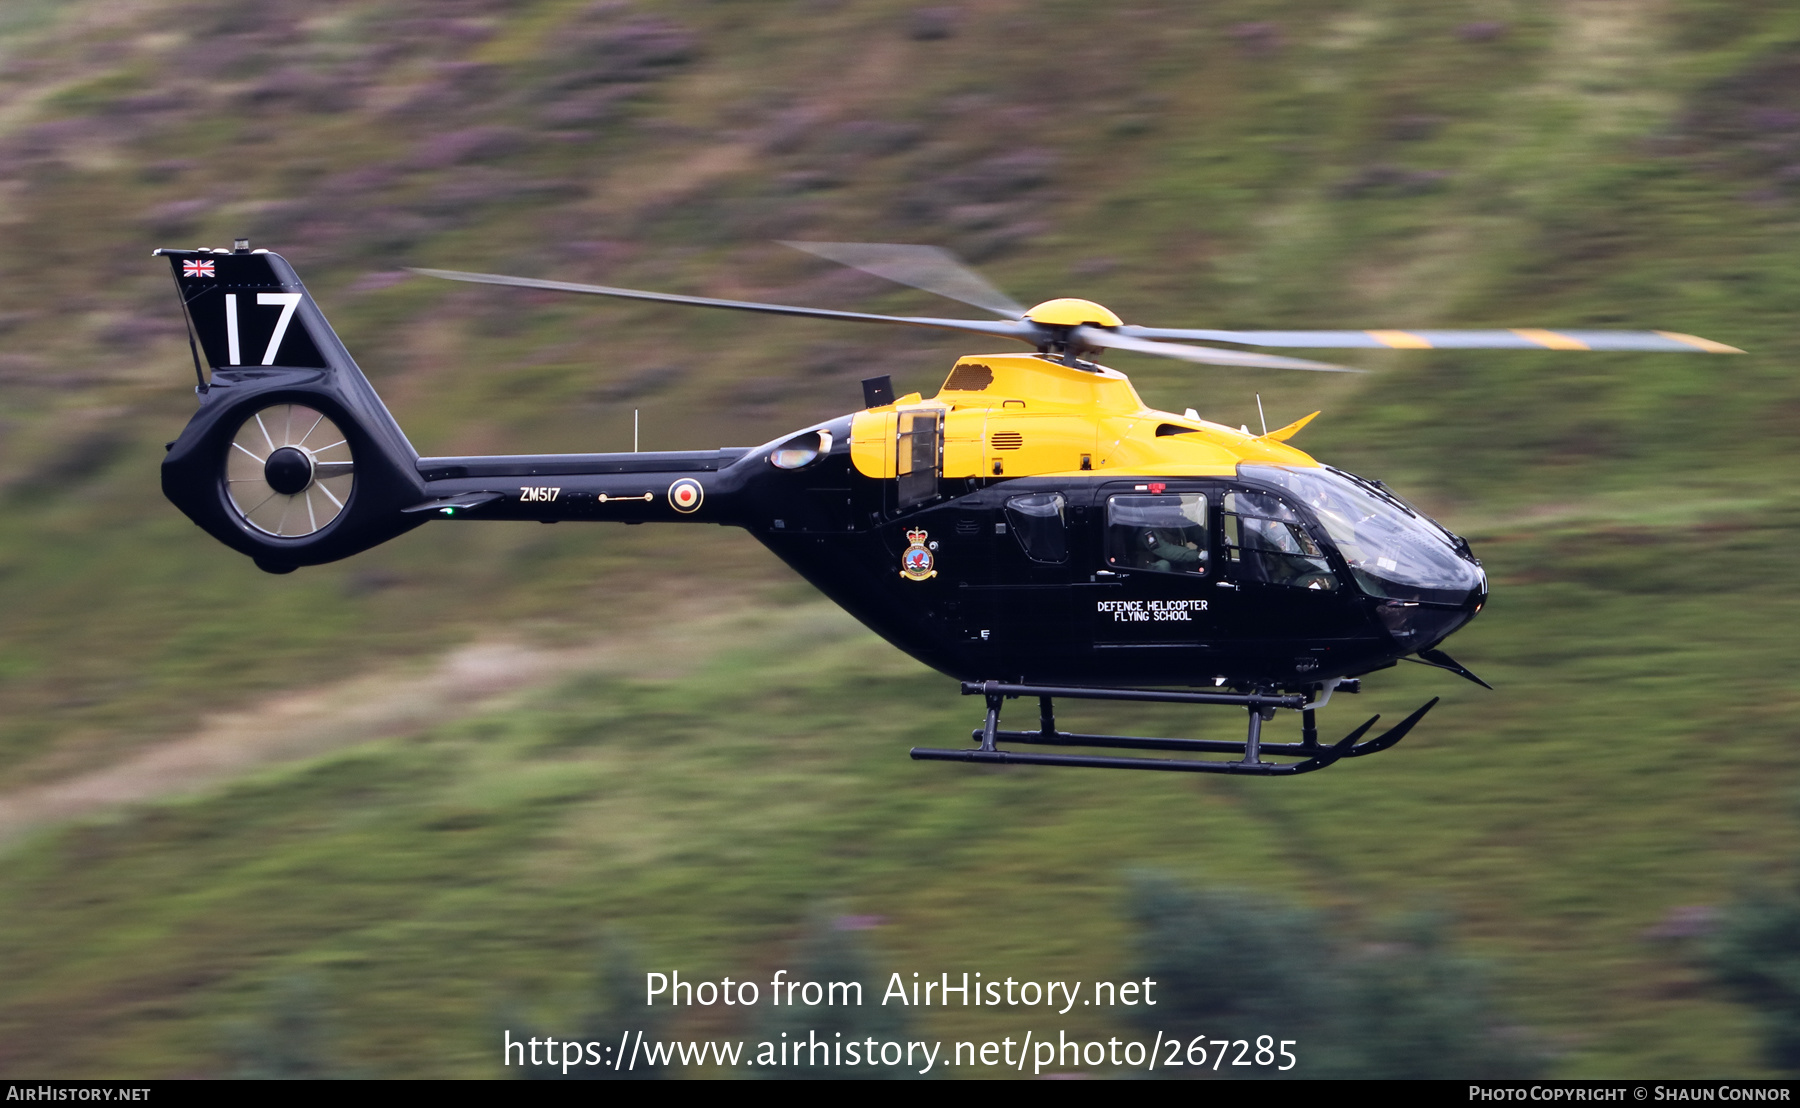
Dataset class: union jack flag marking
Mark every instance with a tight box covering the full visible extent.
[182,260,215,278]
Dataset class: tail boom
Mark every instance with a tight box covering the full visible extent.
[409,450,750,523]
[157,247,761,571]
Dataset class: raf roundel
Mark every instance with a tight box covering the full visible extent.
[668,478,704,514]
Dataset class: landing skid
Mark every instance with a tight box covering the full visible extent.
[910,680,1438,774]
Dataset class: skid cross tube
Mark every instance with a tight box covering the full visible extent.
[910,681,1432,774]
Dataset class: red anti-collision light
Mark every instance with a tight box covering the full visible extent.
[1148,482,1166,494]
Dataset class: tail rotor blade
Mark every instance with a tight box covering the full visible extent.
[779,241,1027,318]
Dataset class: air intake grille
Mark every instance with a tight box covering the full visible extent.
[990,431,1023,451]
[944,363,994,391]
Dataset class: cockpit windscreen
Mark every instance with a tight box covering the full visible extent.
[1244,466,1483,605]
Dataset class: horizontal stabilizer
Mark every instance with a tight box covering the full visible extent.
[403,492,505,515]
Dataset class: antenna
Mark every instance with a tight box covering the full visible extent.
[1256,394,1268,437]
[634,409,640,452]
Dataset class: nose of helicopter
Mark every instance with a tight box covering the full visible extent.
[1239,464,1490,655]
[1371,545,1487,652]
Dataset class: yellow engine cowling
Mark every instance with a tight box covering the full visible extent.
[850,353,1319,481]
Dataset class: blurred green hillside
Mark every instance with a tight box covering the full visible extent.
[0,0,1797,1078]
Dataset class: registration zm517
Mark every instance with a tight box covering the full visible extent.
[519,486,561,502]
[1162,1035,1295,1071]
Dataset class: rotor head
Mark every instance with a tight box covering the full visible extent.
[1024,298,1122,328]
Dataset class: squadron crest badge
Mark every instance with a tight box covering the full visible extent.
[900,528,937,581]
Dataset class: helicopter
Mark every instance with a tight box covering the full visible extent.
[151,239,1740,776]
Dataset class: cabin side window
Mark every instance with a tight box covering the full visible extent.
[1005,492,1068,563]
[1105,494,1209,576]
[1222,490,1337,591]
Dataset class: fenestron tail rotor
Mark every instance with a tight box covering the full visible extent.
[413,241,1742,371]
[224,404,356,538]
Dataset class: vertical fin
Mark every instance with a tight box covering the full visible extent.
[157,250,328,369]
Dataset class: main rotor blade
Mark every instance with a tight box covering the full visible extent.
[1116,326,1744,353]
[1075,327,1360,372]
[779,241,1027,318]
[409,268,1040,344]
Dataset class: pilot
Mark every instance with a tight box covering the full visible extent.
[1238,516,1335,590]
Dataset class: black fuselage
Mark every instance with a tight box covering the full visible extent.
[407,416,1483,691]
